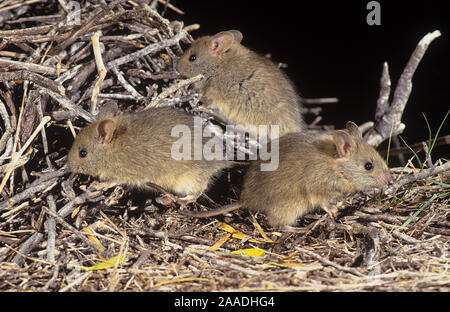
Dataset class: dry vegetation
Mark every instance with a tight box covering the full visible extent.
[0,0,448,292]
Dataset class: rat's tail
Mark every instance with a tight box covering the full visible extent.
[179,202,242,218]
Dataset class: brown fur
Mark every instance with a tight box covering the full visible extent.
[67,107,233,197]
[177,30,304,139]
[183,122,392,228]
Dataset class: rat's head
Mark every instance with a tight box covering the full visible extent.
[176,30,243,78]
[332,121,391,190]
[67,119,118,178]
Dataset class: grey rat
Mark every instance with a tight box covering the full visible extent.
[180,122,392,228]
[176,30,304,139]
[67,107,233,199]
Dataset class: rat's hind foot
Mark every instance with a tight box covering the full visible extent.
[321,204,338,220]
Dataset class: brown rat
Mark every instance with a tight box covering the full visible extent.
[176,30,304,139]
[181,122,392,228]
[67,107,233,199]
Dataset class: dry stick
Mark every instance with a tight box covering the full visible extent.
[0,116,51,194]
[0,71,65,95]
[0,177,63,211]
[145,74,204,109]
[59,272,92,292]
[110,66,144,101]
[68,47,125,101]
[54,0,127,53]
[0,24,64,37]
[56,188,104,218]
[0,99,13,164]
[12,232,45,266]
[0,58,65,76]
[296,246,364,277]
[0,0,43,14]
[375,62,391,122]
[45,194,57,262]
[4,14,61,24]
[422,142,434,169]
[55,64,82,84]
[39,88,95,123]
[365,30,442,147]
[300,97,339,105]
[41,206,107,256]
[90,32,107,115]
[106,29,186,69]
[36,95,53,169]
[386,160,449,194]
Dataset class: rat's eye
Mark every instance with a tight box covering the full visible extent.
[189,54,197,62]
[364,162,374,171]
[79,149,88,158]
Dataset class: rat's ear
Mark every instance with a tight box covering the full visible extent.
[209,30,240,56]
[228,30,243,43]
[333,130,355,158]
[346,121,362,139]
[96,119,116,145]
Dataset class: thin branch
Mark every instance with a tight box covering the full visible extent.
[90,31,108,115]
[365,30,442,146]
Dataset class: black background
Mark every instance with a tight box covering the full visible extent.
[166,0,449,160]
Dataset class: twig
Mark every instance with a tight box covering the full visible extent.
[0,116,52,194]
[12,232,44,266]
[110,66,144,101]
[106,29,187,69]
[295,246,364,277]
[145,74,204,109]
[300,97,339,105]
[45,195,57,262]
[0,167,66,211]
[39,88,94,123]
[90,31,108,115]
[41,206,107,256]
[56,188,105,219]
[0,70,65,95]
[365,30,442,147]
[0,99,14,164]
[0,58,66,76]
[387,160,449,193]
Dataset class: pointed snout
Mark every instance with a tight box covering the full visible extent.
[377,172,392,186]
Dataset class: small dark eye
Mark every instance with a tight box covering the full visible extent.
[364,162,374,171]
[189,54,197,62]
[79,149,88,158]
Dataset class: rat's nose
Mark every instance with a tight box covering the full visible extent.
[377,173,392,186]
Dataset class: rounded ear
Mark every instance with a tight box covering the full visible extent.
[332,130,355,158]
[228,30,243,43]
[209,30,241,56]
[97,101,119,120]
[96,119,116,145]
[346,121,362,139]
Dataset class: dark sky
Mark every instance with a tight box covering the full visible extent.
[166,1,449,159]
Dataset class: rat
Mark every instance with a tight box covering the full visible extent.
[176,30,304,139]
[180,121,392,228]
[67,107,234,200]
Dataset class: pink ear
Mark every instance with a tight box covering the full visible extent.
[209,31,237,56]
[332,130,354,158]
[96,119,116,145]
